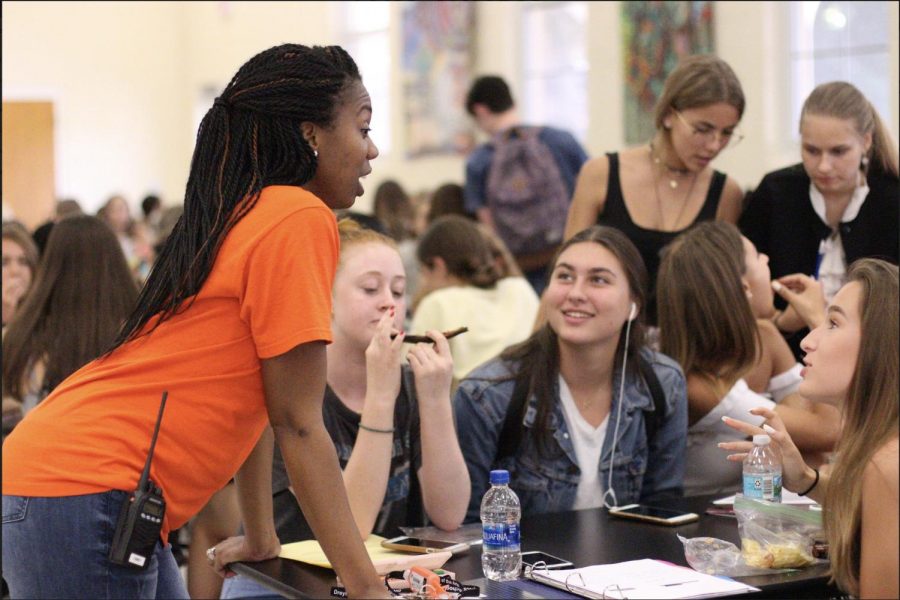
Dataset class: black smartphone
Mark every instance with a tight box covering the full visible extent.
[608,504,699,526]
[521,550,574,569]
[380,536,470,554]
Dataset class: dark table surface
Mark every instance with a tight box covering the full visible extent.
[232,495,835,599]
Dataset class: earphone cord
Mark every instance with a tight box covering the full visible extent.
[601,315,633,510]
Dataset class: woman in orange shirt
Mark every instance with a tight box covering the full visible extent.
[2,44,386,599]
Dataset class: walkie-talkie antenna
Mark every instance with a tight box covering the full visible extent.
[137,390,168,492]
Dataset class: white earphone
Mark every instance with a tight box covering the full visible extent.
[629,302,637,321]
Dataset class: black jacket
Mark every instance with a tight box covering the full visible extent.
[740,163,899,283]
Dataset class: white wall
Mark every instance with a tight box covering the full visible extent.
[2,1,192,219]
[3,1,898,218]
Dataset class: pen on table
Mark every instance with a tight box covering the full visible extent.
[392,326,468,344]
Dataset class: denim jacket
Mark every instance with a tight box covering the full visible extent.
[453,348,687,522]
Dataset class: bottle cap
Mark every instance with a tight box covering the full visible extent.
[752,434,771,445]
[489,469,510,485]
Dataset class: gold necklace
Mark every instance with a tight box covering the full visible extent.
[653,162,698,231]
[649,142,691,189]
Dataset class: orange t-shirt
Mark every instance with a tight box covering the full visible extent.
[3,185,339,539]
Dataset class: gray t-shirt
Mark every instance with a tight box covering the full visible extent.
[269,366,424,542]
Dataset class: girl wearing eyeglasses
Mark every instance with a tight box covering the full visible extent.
[564,54,746,327]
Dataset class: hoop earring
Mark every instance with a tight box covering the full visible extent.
[313,149,318,158]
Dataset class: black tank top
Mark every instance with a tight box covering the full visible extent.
[598,152,726,325]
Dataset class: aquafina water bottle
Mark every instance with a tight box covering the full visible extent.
[481,469,521,581]
[742,434,783,502]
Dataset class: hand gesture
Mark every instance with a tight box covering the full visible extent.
[718,407,814,493]
[364,309,404,408]
[2,276,27,323]
[406,329,453,410]
[206,534,280,579]
[772,274,826,331]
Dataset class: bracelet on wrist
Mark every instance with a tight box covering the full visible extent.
[359,422,394,434]
[798,467,820,496]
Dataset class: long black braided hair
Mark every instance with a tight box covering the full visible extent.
[107,44,361,353]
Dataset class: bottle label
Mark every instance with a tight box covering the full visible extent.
[743,473,783,501]
[482,523,520,550]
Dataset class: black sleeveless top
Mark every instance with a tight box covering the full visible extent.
[598,152,726,325]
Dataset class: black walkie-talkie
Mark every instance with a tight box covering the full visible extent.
[109,390,168,570]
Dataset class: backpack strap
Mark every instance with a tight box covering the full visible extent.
[495,374,530,462]
[636,355,666,443]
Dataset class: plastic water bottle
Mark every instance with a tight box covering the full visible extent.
[481,469,522,581]
[742,434,782,502]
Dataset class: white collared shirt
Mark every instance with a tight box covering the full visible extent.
[809,180,870,301]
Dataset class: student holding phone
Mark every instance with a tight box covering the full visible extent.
[222,220,470,599]
[720,259,898,599]
[2,44,388,599]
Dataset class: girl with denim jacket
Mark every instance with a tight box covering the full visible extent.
[454,226,688,521]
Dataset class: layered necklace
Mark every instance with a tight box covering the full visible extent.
[649,141,692,189]
[649,143,698,231]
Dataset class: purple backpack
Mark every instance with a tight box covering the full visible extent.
[485,126,570,256]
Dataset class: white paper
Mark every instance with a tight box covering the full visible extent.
[529,558,758,599]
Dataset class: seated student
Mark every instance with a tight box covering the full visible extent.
[410,215,540,382]
[1,221,39,329]
[2,216,139,426]
[657,221,841,497]
[221,219,470,599]
[454,225,687,521]
[720,259,898,600]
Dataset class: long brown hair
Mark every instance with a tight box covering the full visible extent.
[801,81,899,179]
[499,225,648,457]
[2,216,139,400]
[657,221,759,385]
[823,258,899,596]
[417,215,500,289]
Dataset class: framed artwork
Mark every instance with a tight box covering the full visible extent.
[622,1,715,145]
[401,1,475,158]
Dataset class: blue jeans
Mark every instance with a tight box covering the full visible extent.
[2,491,188,599]
[220,574,283,599]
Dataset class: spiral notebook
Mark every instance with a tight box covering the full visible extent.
[525,558,758,599]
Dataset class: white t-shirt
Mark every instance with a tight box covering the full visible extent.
[684,379,776,497]
[558,375,609,510]
[409,277,539,380]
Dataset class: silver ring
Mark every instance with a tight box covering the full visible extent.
[206,546,216,562]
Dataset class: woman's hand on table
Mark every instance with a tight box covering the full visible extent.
[207,534,280,578]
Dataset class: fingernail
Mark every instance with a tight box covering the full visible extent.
[763,424,776,435]
[771,281,782,292]
[748,409,757,415]
[721,416,730,423]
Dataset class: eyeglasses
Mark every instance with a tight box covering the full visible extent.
[674,110,744,149]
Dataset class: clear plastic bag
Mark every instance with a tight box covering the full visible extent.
[679,495,826,577]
